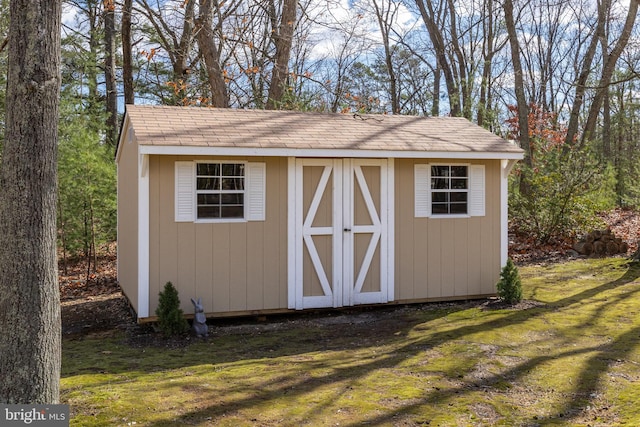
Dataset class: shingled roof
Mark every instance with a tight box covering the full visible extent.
[121,105,523,159]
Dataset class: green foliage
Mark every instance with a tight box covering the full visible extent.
[509,145,611,244]
[155,282,189,337]
[57,107,116,264]
[496,258,522,304]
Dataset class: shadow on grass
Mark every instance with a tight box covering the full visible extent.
[66,260,640,426]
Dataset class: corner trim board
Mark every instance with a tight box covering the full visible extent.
[138,153,150,318]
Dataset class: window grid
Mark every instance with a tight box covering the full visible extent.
[430,165,468,215]
[196,162,245,219]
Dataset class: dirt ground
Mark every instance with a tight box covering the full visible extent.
[60,208,640,340]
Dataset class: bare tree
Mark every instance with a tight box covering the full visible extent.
[503,0,532,171]
[136,0,197,102]
[265,0,298,109]
[414,0,461,116]
[0,0,61,403]
[104,0,118,146]
[121,0,135,104]
[564,0,609,147]
[581,0,638,146]
[196,0,230,107]
[371,0,401,113]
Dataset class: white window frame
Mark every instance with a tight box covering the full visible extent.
[195,160,247,222]
[175,160,266,223]
[415,163,485,218]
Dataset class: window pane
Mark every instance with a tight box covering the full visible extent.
[450,203,468,214]
[197,163,220,176]
[197,177,219,190]
[220,206,244,218]
[222,163,244,176]
[450,192,468,202]
[198,194,220,205]
[196,162,245,220]
[432,192,448,203]
[451,178,467,189]
[432,203,449,214]
[431,177,449,189]
[198,206,220,218]
[451,166,467,177]
[431,165,449,177]
[221,177,244,190]
[221,193,243,204]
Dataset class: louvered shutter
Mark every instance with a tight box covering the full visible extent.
[469,164,485,217]
[414,164,431,217]
[175,161,195,222]
[246,162,266,221]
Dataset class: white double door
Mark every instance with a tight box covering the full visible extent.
[291,158,393,309]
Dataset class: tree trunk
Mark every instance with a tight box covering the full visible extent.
[196,0,229,108]
[503,0,532,185]
[104,0,118,147]
[478,0,495,127]
[563,0,608,147]
[580,0,638,147]
[373,0,400,114]
[121,0,134,105]
[431,65,440,116]
[0,0,61,404]
[415,0,460,116]
[265,0,298,110]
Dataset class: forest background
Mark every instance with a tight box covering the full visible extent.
[0,0,637,269]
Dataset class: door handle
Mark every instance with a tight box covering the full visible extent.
[344,228,351,232]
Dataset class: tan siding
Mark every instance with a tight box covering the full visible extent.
[229,223,248,311]
[194,225,214,311]
[395,159,501,301]
[426,221,441,297]
[211,224,231,312]
[150,155,179,315]
[116,126,139,311]
[263,157,287,309]
[148,156,289,317]
[467,217,482,295]
[440,219,455,296]
[246,221,264,310]
[481,161,501,294]
[395,161,414,300]
[453,219,469,295]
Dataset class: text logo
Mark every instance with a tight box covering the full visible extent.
[1,405,69,426]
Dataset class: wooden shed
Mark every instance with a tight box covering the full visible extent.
[116,105,524,321]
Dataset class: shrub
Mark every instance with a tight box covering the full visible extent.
[496,259,522,304]
[509,148,609,244]
[155,282,189,336]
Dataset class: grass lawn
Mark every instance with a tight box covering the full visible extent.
[61,258,640,426]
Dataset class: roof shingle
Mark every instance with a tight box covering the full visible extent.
[123,105,523,156]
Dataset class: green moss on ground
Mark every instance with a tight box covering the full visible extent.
[62,258,640,426]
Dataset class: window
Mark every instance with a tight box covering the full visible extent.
[196,162,245,219]
[175,161,265,222]
[430,165,468,215]
[415,163,485,218]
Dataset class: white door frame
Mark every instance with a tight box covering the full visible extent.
[287,158,394,310]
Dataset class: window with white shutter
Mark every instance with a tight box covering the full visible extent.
[175,161,266,222]
[414,163,485,217]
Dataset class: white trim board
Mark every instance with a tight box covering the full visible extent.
[139,145,524,160]
[137,153,150,318]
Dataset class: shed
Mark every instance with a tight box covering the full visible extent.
[116,105,524,321]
